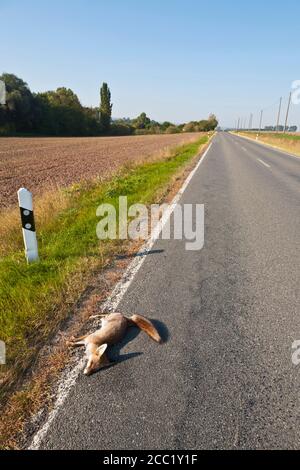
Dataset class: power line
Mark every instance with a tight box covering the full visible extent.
[235,91,296,131]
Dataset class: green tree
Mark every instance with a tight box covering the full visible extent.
[207,114,218,130]
[160,121,173,131]
[99,82,112,132]
[45,87,82,108]
[183,121,197,132]
[0,73,36,132]
[36,88,84,135]
[165,125,180,134]
[197,120,209,131]
[132,112,151,129]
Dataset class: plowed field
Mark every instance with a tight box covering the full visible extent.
[0,133,202,208]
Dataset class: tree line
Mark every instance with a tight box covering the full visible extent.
[0,73,218,137]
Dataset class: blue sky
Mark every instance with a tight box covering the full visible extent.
[1,0,300,127]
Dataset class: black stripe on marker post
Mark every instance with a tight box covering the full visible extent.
[19,206,36,232]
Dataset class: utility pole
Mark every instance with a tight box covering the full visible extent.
[276,97,282,132]
[237,117,240,131]
[259,110,263,133]
[248,113,253,130]
[284,92,292,133]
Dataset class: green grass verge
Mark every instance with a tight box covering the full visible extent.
[238,131,300,141]
[0,135,208,394]
[253,132,300,141]
[266,133,300,141]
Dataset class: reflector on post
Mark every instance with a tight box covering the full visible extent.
[17,188,39,263]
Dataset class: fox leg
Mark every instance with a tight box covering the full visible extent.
[70,333,88,341]
[66,333,88,347]
[89,314,109,320]
[66,339,86,347]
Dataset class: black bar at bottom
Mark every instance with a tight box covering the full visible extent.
[0,450,297,465]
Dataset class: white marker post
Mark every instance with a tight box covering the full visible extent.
[17,188,39,263]
[0,340,5,365]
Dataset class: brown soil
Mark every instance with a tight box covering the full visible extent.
[0,133,201,208]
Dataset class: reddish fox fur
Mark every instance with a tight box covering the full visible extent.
[66,312,161,375]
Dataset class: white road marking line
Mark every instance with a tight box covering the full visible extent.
[241,146,247,152]
[257,158,270,168]
[28,140,213,450]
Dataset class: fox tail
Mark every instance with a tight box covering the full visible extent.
[127,314,162,343]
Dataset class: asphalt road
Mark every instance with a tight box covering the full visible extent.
[35,132,300,450]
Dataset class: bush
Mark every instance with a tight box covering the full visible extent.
[183,122,197,132]
[165,125,180,134]
[110,123,134,136]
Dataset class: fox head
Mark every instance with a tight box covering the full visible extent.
[84,343,109,375]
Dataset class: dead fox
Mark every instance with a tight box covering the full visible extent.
[67,312,161,375]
